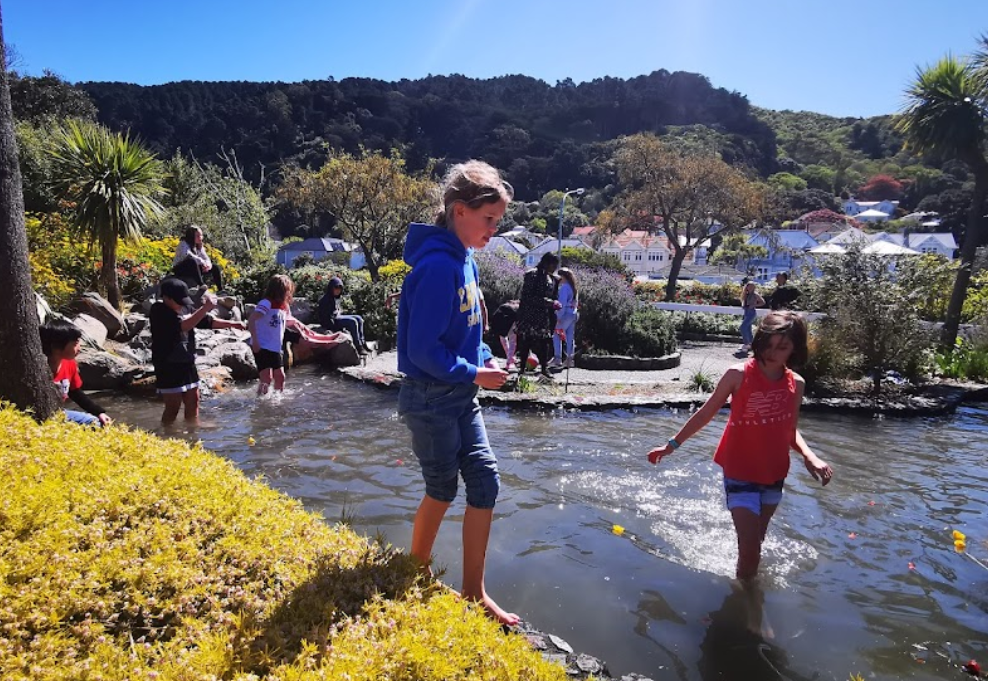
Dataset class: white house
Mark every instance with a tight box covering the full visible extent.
[483,235,529,259]
[275,237,365,270]
[523,237,591,268]
[739,229,820,282]
[871,231,957,259]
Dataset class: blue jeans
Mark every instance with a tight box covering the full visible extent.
[328,315,365,347]
[740,308,757,345]
[398,378,500,509]
[64,410,101,427]
[553,312,578,361]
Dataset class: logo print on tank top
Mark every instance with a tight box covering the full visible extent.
[739,388,792,425]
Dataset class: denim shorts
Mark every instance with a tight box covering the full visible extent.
[724,477,784,514]
[398,378,500,509]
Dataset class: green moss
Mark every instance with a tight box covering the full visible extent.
[0,406,568,680]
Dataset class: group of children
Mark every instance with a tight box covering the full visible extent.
[42,158,834,629]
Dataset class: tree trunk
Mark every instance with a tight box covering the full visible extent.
[101,237,121,309]
[664,248,686,302]
[0,7,59,421]
[940,164,988,350]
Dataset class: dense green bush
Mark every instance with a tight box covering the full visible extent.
[560,247,628,276]
[620,306,678,357]
[635,280,743,306]
[664,310,743,337]
[574,267,639,353]
[0,405,567,681]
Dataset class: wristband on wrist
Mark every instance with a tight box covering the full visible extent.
[667,437,681,450]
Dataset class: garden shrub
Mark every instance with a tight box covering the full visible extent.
[620,306,678,357]
[664,310,742,338]
[0,405,568,681]
[575,267,638,353]
[476,251,524,312]
[635,280,741,306]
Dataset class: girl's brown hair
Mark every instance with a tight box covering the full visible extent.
[264,274,295,308]
[751,310,808,369]
[435,160,514,227]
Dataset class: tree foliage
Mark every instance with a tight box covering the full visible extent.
[276,149,435,280]
[611,133,766,299]
[47,120,166,308]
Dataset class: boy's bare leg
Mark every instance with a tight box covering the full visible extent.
[161,393,182,423]
[462,505,519,626]
[182,388,200,421]
[411,495,451,578]
[273,367,286,391]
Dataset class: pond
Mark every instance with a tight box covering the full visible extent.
[100,368,988,681]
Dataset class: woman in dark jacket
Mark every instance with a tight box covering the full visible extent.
[515,252,560,378]
[318,276,368,352]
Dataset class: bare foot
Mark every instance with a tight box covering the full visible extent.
[468,591,520,627]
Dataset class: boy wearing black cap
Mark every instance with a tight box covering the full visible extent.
[150,277,246,423]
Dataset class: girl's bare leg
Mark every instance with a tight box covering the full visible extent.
[161,393,182,423]
[273,367,286,391]
[182,388,200,421]
[411,495,451,578]
[462,505,519,626]
[258,368,272,395]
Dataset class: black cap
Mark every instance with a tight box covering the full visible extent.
[160,277,194,307]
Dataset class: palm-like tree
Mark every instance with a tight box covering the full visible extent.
[897,49,988,349]
[48,121,165,309]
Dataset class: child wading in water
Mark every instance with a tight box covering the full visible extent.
[397,160,519,626]
[250,274,342,395]
[647,311,833,581]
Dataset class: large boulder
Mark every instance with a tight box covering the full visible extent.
[291,333,360,367]
[68,293,128,340]
[123,313,148,339]
[72,313,107,349]
[208,340,258,380]
[76,349,145,389]
[212,305,243,322]
[290,300,314,324]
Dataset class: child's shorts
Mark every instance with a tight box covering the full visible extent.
[154,361,200,394]
[255,349,284,371]
[724,477,784,515]
[397,378,500,509]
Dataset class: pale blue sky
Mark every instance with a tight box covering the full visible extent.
[4,0,987,118]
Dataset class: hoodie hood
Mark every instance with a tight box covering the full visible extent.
[403,223,467,267]
[327,276,343,293]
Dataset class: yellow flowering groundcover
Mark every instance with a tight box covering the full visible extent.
[0,406,567,681]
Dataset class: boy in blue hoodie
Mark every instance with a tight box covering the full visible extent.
[397,160,518,626]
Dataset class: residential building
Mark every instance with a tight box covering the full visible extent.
[870,231,957,259]
[843,198,899,220]
[275,237,365,270]
[483,235,529,259]
[738,229,820,283]
[523,237,591,268]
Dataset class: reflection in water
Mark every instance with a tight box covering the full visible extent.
[698,584,815,681]
[96,374,988,681]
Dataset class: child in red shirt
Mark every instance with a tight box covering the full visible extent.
[40,319,112,427]
[647,311,833,581]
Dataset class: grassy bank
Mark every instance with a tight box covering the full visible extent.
[0,406,567,680]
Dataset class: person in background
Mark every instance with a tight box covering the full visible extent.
[150,278,246,423]
[647,311,833,582]
[549,267,579,369]
[738,281,764,355]
[397,159,518,626]
[39,319,112,427]
[767,272,800,311]
[172,225,224,292]
[489,299,520,370]
[251,274,343,394]
[516,252,561,379]
[318,276,369,354]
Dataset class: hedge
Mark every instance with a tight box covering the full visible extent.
[0,406,567,681]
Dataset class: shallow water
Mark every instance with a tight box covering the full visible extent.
[101,368,988,680]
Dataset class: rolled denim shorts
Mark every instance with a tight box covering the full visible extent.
[724,477,784,514]
[398,378,500,509]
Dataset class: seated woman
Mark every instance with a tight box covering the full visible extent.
[172,225,224,292]
[318,276,368,353]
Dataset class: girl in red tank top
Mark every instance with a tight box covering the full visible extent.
[647,311,834,581]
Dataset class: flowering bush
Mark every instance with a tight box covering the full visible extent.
[635,280,741,306]
[475,251,524,311]
[575,267,639,353]
[0,405,567,680]
[25,213,93,308]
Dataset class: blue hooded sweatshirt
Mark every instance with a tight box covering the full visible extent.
[398,223,489,384]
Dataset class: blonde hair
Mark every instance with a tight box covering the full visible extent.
[435,160,513,228]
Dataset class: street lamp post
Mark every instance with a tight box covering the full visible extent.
[557,188,585,262]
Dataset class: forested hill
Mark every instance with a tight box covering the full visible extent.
[79,70,778,200]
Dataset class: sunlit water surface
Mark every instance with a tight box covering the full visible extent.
[101,368,988,681]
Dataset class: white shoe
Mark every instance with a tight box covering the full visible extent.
[563,357,575,369]
[547,358,562,368]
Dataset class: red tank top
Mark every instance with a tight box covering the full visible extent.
[713,358,797,484]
